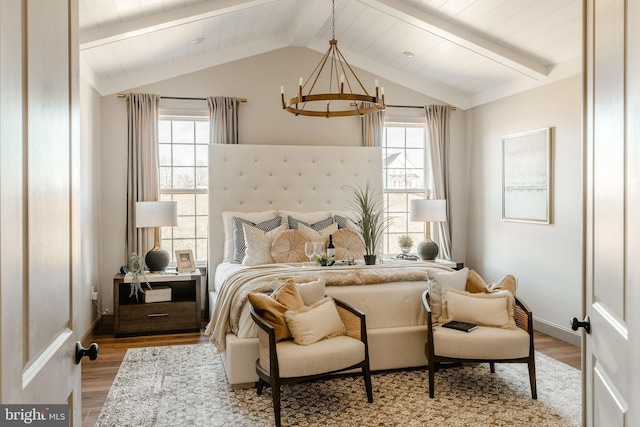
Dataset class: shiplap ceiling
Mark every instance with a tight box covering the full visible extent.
[79,0,581,109]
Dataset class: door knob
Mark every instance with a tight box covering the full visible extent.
[75,342,99,364]
[570,316,591,334]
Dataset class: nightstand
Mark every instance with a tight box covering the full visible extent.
[113,269,202,336]
[434,259,464,270]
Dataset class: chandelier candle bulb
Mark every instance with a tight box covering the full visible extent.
[280,86,284,94]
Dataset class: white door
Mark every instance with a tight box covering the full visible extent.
[583,0,640,425]
[0,0,83,425]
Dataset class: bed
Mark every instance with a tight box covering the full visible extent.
[205,144,453,387]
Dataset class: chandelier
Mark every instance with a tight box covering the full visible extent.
[280,0,385,117]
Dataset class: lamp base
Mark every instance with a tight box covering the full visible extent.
[145,248,170,273]
[417,240,438,261]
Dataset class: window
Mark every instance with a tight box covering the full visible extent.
[382,123,433,255]
[158,117,209,265]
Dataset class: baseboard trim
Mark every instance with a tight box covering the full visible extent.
[81,313,105,344]
[533,316,581,347]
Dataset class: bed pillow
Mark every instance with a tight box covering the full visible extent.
[440,288,516,329]
[277,210,332,228]
[427,267,469,323]
[331,211,360,230]
[287,216,335,231]
[222,210,277,262]
[247,280,305,342]
[285,297,346,346]
[232,216,282,263]
[298,222,339,247]
[241,222,287,266]
[332,228,365,260]
[271,229,308,263]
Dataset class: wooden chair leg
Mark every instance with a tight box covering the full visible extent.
[272,383,282,427]
[428,359,436,398]
[489,362,495,373]
[362,362,373,403]
[256,378,264,395]
[528,359,538,399]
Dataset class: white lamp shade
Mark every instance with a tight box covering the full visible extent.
[135,201,178,228]
[409,199,447,222]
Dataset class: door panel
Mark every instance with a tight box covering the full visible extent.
[584,0,640,425]
[0,0,81,424]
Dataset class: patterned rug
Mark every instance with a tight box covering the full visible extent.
[95,344,581,427]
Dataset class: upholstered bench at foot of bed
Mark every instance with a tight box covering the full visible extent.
[220,325,430,388]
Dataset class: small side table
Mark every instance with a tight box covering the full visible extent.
[113,270,201,336]
[434,259,465,270]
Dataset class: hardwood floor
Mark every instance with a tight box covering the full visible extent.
[80,323,581,427]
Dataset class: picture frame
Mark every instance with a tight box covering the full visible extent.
[501,127,553,224]
[175,249,196,273]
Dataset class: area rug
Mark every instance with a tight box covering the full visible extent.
[95,344,581,427]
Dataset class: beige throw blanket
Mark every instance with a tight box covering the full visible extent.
[204,262,452,352]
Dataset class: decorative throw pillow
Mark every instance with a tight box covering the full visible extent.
[297,222,338,246]
[241,222,287,266]
[222,210,277,262]
[440,288,516,329]
[295,278,326,306]
[427,267,469,322]
[333,214,358,230]
[285,297,347,346]
[332,228,365,260]
[287,216,335,231]
[232,216,282,263]
[466,270,490,293]
[277,210,332,228]
[271,229,308,263]
[247,280,305,342]
[489,275,517,296]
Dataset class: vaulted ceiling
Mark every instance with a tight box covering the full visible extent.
[79,0,581,109]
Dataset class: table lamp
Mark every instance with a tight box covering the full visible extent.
[136,201,178,273]
[409,199,447,261]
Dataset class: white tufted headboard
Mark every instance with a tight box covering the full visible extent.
[208,144,383,275]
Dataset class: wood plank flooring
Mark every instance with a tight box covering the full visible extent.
[81,324,581,427]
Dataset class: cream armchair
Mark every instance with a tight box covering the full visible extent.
[422,289,537,399]
[250,298,373,427]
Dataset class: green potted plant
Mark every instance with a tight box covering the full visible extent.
[398,235,414,254]
[345,182,392,265]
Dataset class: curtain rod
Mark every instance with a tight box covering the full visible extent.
[116,94,247,103]
[387,104,456,111]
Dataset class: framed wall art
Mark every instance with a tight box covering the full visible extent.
[501,127,553,224]
[175,249,196,273]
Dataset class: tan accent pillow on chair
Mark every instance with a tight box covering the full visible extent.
[248,280,305,341]
[465,269,491,293]
[285,297,346,345]
[427,267,469,322]
[271,229,308,263]
[489,275,517,295]
[440,288,516,329]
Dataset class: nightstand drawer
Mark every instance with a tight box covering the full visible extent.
[117,302,197,334]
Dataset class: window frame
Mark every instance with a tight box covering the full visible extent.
[158,115,209,266]
[382,120,434,256]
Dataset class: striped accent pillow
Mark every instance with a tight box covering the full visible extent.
[232,216,282,263]
[287,216,334,231]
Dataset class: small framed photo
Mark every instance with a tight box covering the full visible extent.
[175,249,196,273]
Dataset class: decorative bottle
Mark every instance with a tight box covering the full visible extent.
[327,234,336,258]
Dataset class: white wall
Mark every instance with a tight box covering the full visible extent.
[466,75,582,344]
[97,46,469,315]
[79,77,102,337]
